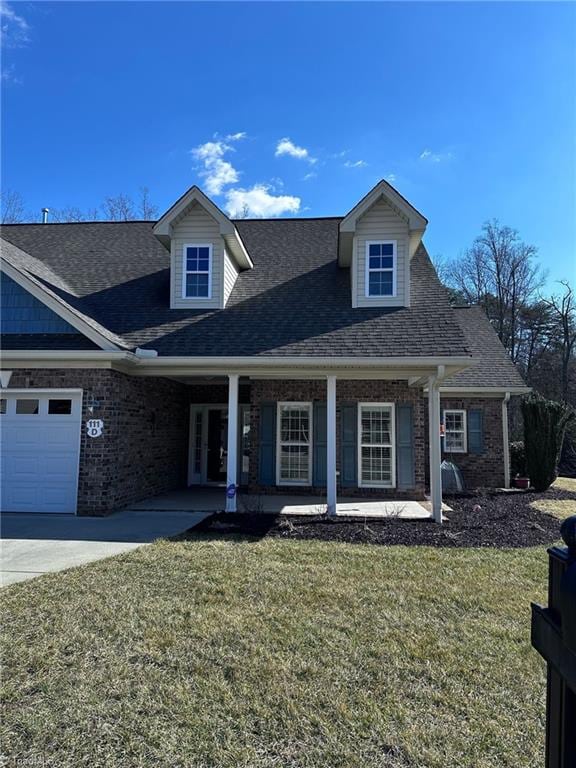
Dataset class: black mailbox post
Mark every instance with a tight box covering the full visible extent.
[531,516,576,768]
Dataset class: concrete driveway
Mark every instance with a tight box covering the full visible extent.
[0,510,207,586]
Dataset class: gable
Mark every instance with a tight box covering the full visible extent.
[1,273,77,334]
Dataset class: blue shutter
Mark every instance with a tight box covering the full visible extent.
[396,404,415,489]
[468,409,484,454]
[313,402,327,487]
[259,402,276,485]
[340,403,357,487]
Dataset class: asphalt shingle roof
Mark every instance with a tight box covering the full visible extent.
[444,305,527,389]
[1,219,472,359]
[2,219,526,389]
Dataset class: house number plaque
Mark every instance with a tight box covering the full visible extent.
[86,419,104,438]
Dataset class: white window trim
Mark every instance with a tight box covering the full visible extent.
[182,243,213,300]
[364,240,397,298]
[276,401,313,486]
[357,402,396,488]
[443,409,467,454]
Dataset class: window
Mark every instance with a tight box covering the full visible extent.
[358,404,396,487]
[16,399,39,415]
[277,402,312,485]
[444,410,467,453]
[183,244,212,298]
[365,241,396,297]
[48,399,72,415]
[0,399,6,415]
[240,405,251,485]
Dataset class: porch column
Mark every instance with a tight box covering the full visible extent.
[502,392,511,488]
[326,375,337,516]
[225,374,239,512]
[428,377,443,523]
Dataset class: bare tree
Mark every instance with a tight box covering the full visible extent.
[101,193,136,221]
[0,189,26,223]
[445,220,544,361]
[49,206,90,223]
[138,186,158,219]
[544,282,576,403]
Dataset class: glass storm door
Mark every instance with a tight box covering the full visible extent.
[207,409,228,482]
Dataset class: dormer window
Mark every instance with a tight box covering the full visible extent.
[183,244,212,299]
[365,241,396,297]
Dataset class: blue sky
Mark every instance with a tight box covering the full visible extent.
[2,1,575,288]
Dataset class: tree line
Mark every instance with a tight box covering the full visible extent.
[0,187,158,224]
[435,220,575,473]
[435,220,575,407]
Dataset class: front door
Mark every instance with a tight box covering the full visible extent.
[207,409,228,482]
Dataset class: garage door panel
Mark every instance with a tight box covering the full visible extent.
[5,454,43,478]
[0,391,82,514]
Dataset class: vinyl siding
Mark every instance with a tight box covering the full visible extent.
[0,273,77,333]
[170,201,224,309]
[223,248,239,306]
[353,198,410,308]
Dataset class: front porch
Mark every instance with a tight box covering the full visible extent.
[165,368,448,523]
[124,486,440,520]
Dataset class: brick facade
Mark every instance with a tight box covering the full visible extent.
[7,369,189,515]
[424,396,506,489]
[4,369,507,515]
[249,379,426,499]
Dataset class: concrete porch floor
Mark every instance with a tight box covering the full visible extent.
[125,487,446,520]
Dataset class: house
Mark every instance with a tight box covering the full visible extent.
[0,180,528,521]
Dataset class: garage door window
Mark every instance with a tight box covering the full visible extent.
[16,399,39,415]
[48,399,72,415]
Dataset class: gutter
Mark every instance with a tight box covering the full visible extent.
[128,355,477,369]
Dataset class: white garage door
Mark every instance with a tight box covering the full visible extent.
[0,390,82,514]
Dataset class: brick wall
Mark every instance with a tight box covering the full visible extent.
[7,369,189,515]
[249,379,426,499]
[424,396,506,489]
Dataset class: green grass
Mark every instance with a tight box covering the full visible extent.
[531,477,576,520]
[1,537,548,768]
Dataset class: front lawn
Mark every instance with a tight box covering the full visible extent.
[1,536,550,767]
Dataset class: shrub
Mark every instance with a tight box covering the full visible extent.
[509,441,527,477]
[521,394,576,492]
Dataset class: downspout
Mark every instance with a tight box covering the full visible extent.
[502,392,511,488]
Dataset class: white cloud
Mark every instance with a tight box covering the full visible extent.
[1,1,29,45]
[224,184,301,218]
[275,137,316,164]
[344,160,367,169]
[385,173,396,183]
[302,172,317,181]
[419,148,454,163]
[191,137,244,195]
[226,132,247,141]
[1,63,21,84]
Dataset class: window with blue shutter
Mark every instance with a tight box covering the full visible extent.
[313,402,327,487]
[259,402,276,485]
[468,409,484,454]
[340,403,357,487]
[396,404,415,489]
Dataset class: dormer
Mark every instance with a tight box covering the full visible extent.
[153,186,253,309]
[339,180,427,308]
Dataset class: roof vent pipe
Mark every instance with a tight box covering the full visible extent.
[41,208,49,224]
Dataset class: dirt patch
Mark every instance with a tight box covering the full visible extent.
[188,488,576,549]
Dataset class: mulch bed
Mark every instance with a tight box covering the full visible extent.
[187,488,576,549]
